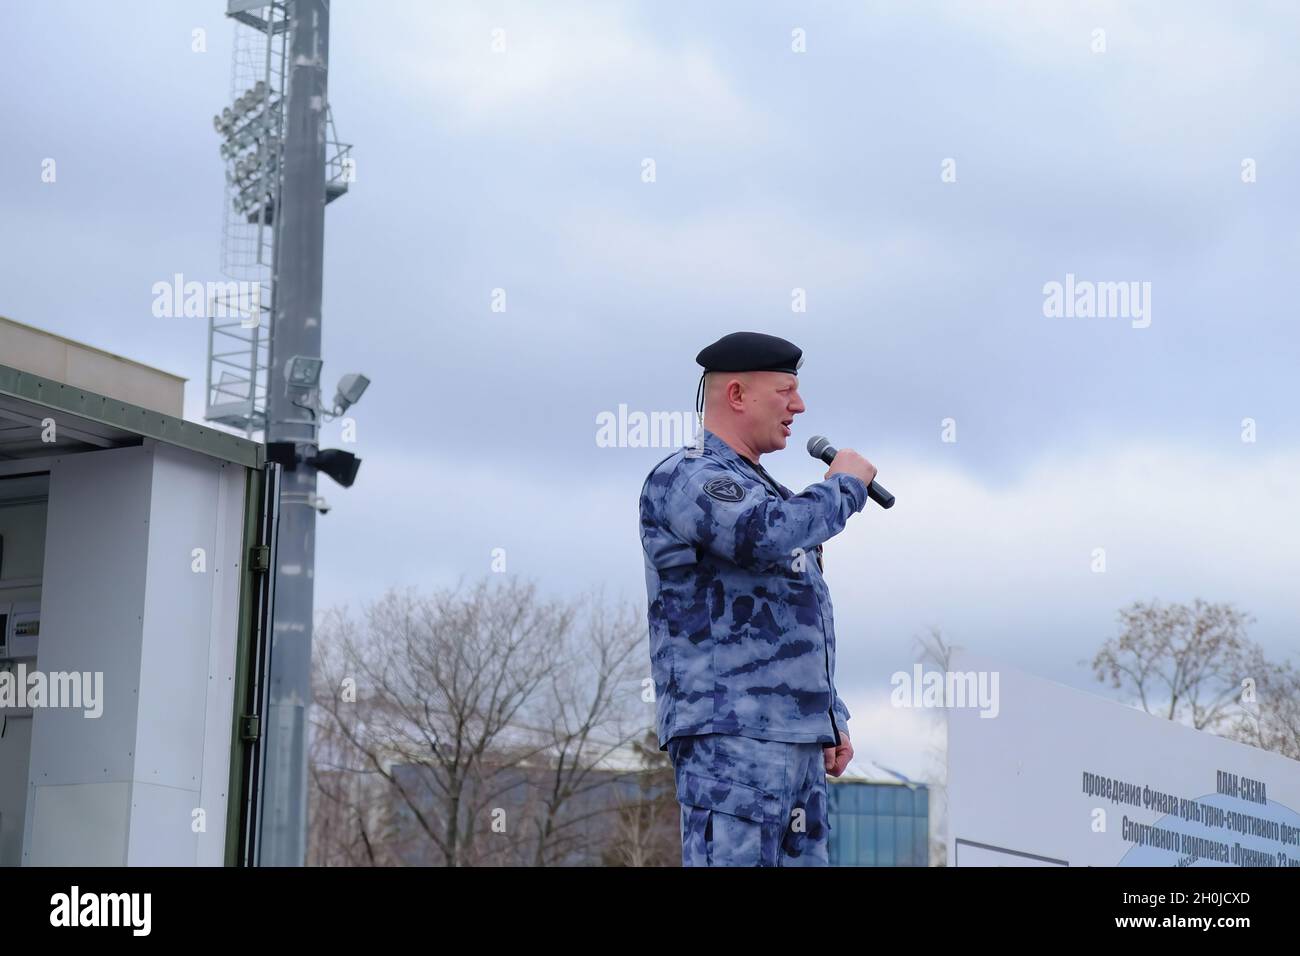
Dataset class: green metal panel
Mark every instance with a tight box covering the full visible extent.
[0,363,264,469]
[226,465,264,866]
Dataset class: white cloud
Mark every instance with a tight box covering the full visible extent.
[380,1,770,147]
[830,437,1297,609]
[931,0,1296,146]
[825,438,1300,717]
[549,202,997,300]
[841,687,947,785]
[319,437,1300,703]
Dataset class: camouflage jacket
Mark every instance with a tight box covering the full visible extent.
[639,429,869,750]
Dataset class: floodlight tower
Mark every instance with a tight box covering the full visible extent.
[209,0,363,866]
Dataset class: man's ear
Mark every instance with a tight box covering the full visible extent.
[726,375,749,411]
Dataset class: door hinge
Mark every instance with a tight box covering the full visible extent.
[241,715,261,742]
[248,544,271,573]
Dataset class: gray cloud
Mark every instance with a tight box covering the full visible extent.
[2,0,1296,752]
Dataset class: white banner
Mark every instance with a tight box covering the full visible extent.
[946,651,1300,867]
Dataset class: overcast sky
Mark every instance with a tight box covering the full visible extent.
[2,1,1297,780]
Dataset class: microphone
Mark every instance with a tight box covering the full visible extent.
[807,435,895,509]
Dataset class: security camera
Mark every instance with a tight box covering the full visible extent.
[331,372,370,414]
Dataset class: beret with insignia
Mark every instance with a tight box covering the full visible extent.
[694,332,804,420]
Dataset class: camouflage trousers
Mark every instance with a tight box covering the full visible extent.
[667,733,830,867]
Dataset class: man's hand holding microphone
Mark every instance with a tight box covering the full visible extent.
[808,435,894,509]
[824,448,877,488]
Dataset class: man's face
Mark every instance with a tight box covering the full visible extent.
[742,371,806,454]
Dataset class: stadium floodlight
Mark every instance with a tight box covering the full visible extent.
[331,373,370,414]
[285,355,323,388]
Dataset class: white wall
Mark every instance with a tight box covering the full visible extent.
[24,445,150,865]
[20,442,247,866]
[130,442,245,866]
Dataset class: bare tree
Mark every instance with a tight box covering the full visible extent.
[1087,597,1299,759]
[521,590,648,866]
[308,605,405,866]
[308,579,565,864]
[912,625,953,867]
[914,625,955,672]
[1088,598,1256,732]
[307,578,657,866]
[1223,643,1300,760]
[602,729,679,867]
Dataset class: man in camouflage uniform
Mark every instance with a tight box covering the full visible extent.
[639,332,878,866]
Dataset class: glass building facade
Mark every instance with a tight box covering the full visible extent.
[828,780,930,866]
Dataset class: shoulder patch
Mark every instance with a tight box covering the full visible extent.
[702,475,746,503]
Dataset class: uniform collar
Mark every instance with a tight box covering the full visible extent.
[700,428,746,465]
[699,429,788,499]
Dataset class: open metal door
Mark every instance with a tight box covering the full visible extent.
[226,461,281,866]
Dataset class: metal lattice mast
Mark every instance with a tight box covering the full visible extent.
[210,2,352,440]
[211,0,357,866]
[209,4,287,436]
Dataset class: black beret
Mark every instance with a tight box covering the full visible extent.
[695,331,804,374]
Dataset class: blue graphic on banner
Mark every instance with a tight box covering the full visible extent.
[1119,793,1300,867]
